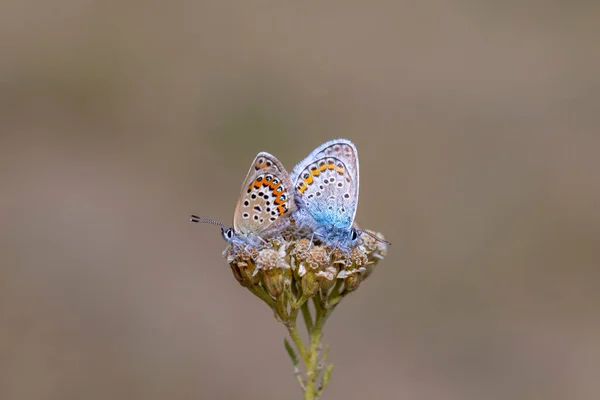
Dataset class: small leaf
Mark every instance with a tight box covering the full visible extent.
[323,364,334,382]
[284,338,299,366]
[318,363,334,395]
[321,345,330,365]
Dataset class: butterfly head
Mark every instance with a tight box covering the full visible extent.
[220,226,235,242]
[190,215,236,243]
[349,227,361,244]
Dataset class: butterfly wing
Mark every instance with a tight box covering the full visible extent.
[291,139,359,233]
[233,152,294,240]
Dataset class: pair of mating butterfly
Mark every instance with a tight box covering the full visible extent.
[191,138,387,250]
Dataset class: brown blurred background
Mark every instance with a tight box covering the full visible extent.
[1,1,599,399]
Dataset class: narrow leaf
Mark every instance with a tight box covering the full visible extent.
[284,338,299,366]
[318,363,334,395]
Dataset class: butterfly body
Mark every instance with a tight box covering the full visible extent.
[291,139,361,249]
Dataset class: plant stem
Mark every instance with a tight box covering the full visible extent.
[248,285,276,308]
[287,321,309,364]
[301,301,314,333]
[303,302,330,400]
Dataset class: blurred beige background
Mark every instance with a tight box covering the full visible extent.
[1,1,599,399]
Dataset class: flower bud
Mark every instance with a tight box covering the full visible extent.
[262,268,285,298]
[238,260,261,285]
[255,247,291,298]
[337,267,365,292]
[301,270,320,298]
[224,245,261,285]
[316,266,338,291]
[344,272,361,292]
[229,262,246,286]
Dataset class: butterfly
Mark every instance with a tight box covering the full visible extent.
[191,152,294,247]
[290,138,363,249]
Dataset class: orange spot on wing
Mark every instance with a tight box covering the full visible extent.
[297,185,307,194]
[318,164,327,172]
[303,175,314,185]
[327,160,335,169]
[336,167,345,174]
[277,205,287,215]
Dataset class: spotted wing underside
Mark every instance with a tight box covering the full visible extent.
[291,139,359,231]
[233,152,294,239]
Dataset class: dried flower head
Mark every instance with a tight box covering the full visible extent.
[222,221,387,306]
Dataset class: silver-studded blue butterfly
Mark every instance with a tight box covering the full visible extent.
[191,152,295,248]
[290,139,361,249]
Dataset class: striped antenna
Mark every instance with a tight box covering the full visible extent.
[189,215,229,230]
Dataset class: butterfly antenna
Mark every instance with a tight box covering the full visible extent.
[189,215,229,230]
[360,229,391,245]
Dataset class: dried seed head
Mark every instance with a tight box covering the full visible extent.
[329,247,349,265]
[256,247,289,271]
[263,268,286,298]
[291,238,312,257]
[225,245,259,262]
[219,223,387,309]
[237,260,261,285]
[349,245,369,267]
[250,246,291,298]
[269,236,289,250]
[306,246,329,269]
[360,230,388,261]
[316,266,338,291]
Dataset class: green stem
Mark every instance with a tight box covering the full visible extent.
[325,280,344,309]
[303,302,330,400]
[276,294,288,320]
[301,301,314,333]
[286,321,309,364]
[248,285,276,308]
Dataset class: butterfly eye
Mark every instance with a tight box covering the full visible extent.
[350,229,360,242]
[220,228,234,241]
